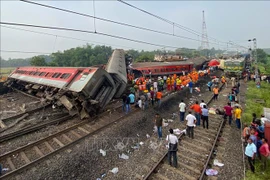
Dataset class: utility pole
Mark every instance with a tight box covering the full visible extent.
[248,38,260,87]
[201,10,209,51]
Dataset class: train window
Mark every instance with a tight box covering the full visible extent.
[60,73,71,79]
[155,69,159,72]
[52,73,62,78]
[45,72,54,77]
[39,72,46,76]
[166,68,169,72]
[33,72,40,76]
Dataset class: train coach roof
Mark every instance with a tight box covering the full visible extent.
[131,61,193,68]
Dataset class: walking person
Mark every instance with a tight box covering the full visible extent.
[223,103,233,125]
[188,81,193,94]
[245,138,257,173]
[154,113,163,140]
[234,105,242,129]
[207,81,213,92]
[190,101,201,126]
[179,100,186,122]
[259,138,270,171]
[166,128,178,168]
[185,111,197,139]
[213,86,219,101]
[201,105,209,129]
[122,94,127,112]
[156,91,163,108]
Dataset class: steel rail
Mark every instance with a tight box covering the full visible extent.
[0,114,71,143]
[1,104,51,123]
[0,104,137,179]
[143,82,225,180]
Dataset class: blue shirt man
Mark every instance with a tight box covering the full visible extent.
[129,93,135,104]
[188,81,193,94]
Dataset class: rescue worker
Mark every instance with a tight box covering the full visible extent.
[171,77,175,91]
[221,76,227,87]
[166,77,171,91]
[158,77,163,91]
[213,86,219,101]
[176,77,181,90]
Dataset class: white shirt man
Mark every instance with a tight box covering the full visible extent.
[185,112,197,139]
[179,102,186,112]
[138,99,142,109]
[261,116,270,125]
[186,113,196,127]
[200,101,207,109]
[153,81,158,90]
[166,133,178,144]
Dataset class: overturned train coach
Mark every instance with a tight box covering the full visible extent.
[5,49,127,119]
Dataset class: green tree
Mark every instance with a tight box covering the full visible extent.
[30,56,47,66]
[255,49,267,64]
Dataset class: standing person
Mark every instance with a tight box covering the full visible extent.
[185,111,197,139]
[153,80,158,92]
[156,91,163,108]
[154,113,163,140]
[179,100,186,122]
[188,81,193,94]
[125,95,131,114]
[122,94,127,112]
[234,105,242,129]
[259,138,270,171]
[221,76,227,87]
[201,105,209,129]
[190,101,202,126]
[242,124,250,143]
[137,98,143,109]
[200,100,206,109]
[129,93,135,105]
[166,128,178,168]
[231,77,236,87]
[150,87,155,106]
[245,138,257,173]
[213,86,219,101]
[207,81,213,92]
[223,103,233,125]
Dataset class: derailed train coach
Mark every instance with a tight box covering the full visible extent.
[5,49,127,119]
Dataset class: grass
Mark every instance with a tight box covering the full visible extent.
[243,81,270,180]
[0,67,15,76]
[242,81,270,123]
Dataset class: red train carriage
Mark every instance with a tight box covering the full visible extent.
[7,66,116,118]
[130,61,194,77]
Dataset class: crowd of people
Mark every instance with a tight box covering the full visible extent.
[152,72,270,174]
[243,114,270,173]
[122,67,218,113]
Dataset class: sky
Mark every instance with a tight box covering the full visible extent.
[1,0,270,59]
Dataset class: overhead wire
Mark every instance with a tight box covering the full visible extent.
[1,50,51,54]
[0,25,147,51]
[117,0,228,44]
[19,0,227,47]
[0,22,184,49]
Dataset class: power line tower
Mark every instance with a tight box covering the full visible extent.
[201,10,209,50]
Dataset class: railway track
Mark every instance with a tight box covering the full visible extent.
[142,84,226,180]
[0,114,72,143]
[0,104,138,179]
